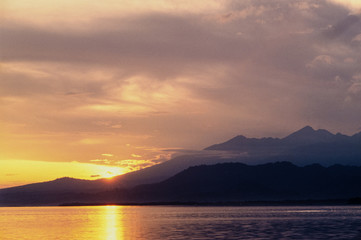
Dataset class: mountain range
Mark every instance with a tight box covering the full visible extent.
[206,126,361,158]
[1,126,361,206]
[2,162,361,205]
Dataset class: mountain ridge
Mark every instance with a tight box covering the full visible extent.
[205,126,358,151]
[2,126,361,206]
[2,161,361,205]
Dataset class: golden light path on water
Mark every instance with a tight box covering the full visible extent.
[98,206,141,240]
[103,206,123,240]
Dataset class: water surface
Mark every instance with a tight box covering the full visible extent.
[1,206,361,239]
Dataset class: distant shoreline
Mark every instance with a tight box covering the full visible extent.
[2,198,361,207]
[57,198,361,207]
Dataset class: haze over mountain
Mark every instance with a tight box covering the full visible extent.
[206,126,361,166]
[1,126,361,206]
[113,126,361,188]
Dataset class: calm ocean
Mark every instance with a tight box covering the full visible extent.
[1,205,361,239]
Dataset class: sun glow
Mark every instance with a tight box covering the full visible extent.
[102,171,121,180]
[0,159,126,188]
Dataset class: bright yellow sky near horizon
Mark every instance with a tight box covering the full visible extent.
[0,160,125,189]
[1,0,361,189]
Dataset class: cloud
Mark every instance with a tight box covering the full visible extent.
[1,0,361,166]
[327,0,361,12]
[90,159,110,164]
[348,75,361,94]
[352,33,361,46]
[308,55,336,67]
[114,159,155,170]
[78,138,105,145]
[101,153,114,157]
[324,14,360,39]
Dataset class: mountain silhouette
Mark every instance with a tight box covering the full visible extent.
[0,177,115,194]
[282,126,344,144]
[205,126,361,166]
[1,126,361,206]
[123,161,361,202]
[2,162,361,205]
[205,126,352,151]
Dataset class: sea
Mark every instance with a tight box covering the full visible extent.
[1,205,361,239]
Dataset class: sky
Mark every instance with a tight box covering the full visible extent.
[1,0,361,188]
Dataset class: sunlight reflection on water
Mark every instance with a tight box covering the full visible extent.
[103,206,121,240]
[1,206,361,239]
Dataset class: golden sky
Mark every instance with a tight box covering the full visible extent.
[1,0,361,188]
